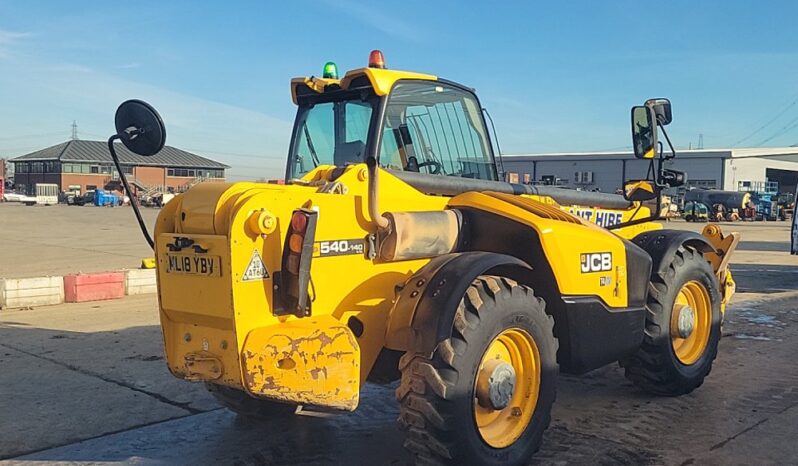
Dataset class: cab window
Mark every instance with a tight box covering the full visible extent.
[290,97,374,178]
[380,81,496,181]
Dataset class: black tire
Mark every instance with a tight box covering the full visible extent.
[620,245,722,396]
[396,276,558,466]
[206,383,297,418]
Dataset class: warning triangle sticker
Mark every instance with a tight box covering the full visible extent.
[242,249,270,281]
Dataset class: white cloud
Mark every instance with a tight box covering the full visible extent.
[0,29,31,58]
[0,59,292,179]
[319,0,428,42]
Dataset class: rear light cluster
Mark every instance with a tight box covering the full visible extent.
[275,208,318,317]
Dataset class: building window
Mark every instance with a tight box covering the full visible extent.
[42,161,59,173]
[86,185,97,191]
[688,179,717,189]
[90,165,99,174]
[165,167,223,178]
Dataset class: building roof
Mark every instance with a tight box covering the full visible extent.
[504,147,798,162]
[11,140,230,169]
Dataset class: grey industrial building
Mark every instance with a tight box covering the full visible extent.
[501,148,798,196]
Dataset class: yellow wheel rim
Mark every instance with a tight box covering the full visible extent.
[671,280,712,365]
[473,328,540,448]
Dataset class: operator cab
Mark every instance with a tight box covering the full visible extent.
[287,51,499,182]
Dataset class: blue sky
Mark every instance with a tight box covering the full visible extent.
[1,1,797,180]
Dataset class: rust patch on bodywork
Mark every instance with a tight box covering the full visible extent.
[241,316,360,411]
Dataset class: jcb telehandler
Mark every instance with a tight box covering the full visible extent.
[108,50,739,465]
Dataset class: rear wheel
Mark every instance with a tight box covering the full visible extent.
[621,245,721,395]
[206,383,297,418]
[397,276,558,466]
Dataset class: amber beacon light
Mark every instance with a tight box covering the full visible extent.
[368,49,386,69]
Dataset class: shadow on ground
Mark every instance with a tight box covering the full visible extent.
[4,295,798,465]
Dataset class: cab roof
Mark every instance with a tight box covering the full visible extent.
[290,67,438,104]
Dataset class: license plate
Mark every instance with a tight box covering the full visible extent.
[166,254,221,276]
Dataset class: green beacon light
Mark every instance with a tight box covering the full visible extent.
[322,61,339,79]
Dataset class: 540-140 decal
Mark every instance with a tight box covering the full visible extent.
[313,239,367,257]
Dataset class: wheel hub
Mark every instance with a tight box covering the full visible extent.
[673,304,695,339]
[476,359,516,410]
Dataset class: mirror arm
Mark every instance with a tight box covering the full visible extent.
[658,123,677,160]
[108,135,155,249]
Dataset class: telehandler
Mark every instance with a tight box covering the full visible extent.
[107,50,739,465]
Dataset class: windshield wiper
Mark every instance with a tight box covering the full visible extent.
[303,123,321,168]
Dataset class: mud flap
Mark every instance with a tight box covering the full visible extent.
[241,316,360,411]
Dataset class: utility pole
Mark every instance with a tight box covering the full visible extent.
[71,121,78,140]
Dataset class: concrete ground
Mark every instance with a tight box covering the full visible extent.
[0,218,796,465]
[0,203,158,279]
[1,202,795,278]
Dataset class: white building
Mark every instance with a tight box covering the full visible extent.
[501,148,798,195]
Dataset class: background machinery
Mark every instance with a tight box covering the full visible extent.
[109,52,739,465]
[683,189,749,221]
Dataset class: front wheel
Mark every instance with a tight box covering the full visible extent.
[396,276,558,466]
[621,245,722,396]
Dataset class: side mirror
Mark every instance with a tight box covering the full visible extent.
[661,168,686,188]
[631,105,656,159]
[645,98,672,126]
[114,100,166,156]
[623,179,658,202]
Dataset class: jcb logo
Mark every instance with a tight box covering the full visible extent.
[581,252,612,273]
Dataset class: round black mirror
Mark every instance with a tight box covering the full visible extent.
[114,99,166,157]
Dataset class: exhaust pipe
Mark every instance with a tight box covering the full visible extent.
[366,156,390,230]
